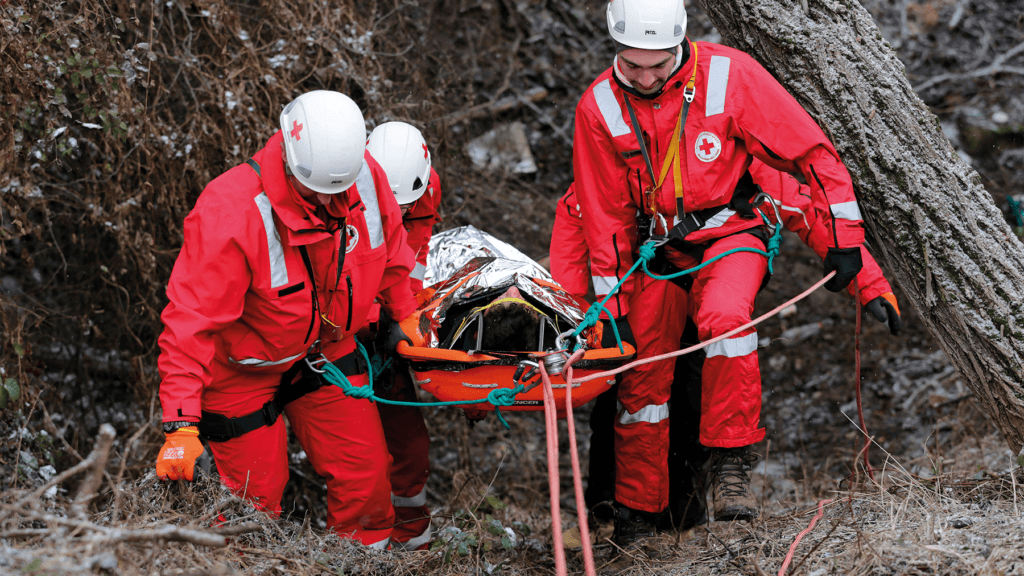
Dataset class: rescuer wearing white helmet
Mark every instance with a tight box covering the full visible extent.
[156,90,420,549]
[568,0,876,546]
[361,120,443,550]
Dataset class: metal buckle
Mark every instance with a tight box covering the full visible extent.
[304,352,330,374]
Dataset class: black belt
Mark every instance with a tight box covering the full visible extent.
[199,348,368,443]
[638,226,771,293]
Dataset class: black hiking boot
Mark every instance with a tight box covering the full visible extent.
[611,502,659,548]
[710,445,758,522]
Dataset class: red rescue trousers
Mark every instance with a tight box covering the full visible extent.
[614,275,688,513]
[378,366,432,550]
[206,369,394,549]
[677,233,768,449]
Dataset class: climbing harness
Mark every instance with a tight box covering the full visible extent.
[565,191,785,357]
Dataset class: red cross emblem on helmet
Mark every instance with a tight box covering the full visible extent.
[694,131,722,163]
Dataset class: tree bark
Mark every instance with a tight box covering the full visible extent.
[694,0,1024,454]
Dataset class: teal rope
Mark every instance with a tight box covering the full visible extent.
[570,217,783,353]
[319,341,526,429]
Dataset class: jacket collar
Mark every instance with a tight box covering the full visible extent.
[612,40,692,101]
[256,131,352,245]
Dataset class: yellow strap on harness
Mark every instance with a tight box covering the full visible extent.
[648,42,699,218]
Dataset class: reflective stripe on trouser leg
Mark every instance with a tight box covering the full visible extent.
[396,520,432,551]
[285,377,395,547]
[380,398,432,546]
[613,276,687,513]
[690,233,768,448]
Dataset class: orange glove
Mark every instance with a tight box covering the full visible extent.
[156,426,206,481]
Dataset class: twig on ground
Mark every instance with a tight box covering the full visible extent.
[914,39,1024,92]
[71,423,117,519]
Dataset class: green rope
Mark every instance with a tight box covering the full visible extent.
[570,217,783,354]
[319,341,526,429]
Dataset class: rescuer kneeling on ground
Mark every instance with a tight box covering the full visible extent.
[154,90,418,549]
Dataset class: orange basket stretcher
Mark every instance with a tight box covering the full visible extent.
[395,232,635,418]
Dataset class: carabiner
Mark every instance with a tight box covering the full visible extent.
[304,352,330,374]
[751,191,783,224]
[555,328,585,353]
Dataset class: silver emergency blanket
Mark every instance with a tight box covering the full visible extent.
[424,225,549,287]
[419,226,590,349]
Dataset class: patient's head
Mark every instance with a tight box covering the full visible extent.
[480,286,542,351]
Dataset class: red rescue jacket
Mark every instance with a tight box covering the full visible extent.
[551,160,891,304]
[752,166,891,304]
[158,131,417,422]
[573,40,864,317]
[550,185,590,298]
[403,167,442,293]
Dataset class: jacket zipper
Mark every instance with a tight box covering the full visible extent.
[344,275,354,331]
[304,287,316,344]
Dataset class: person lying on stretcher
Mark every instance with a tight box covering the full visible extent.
[391,227,636,416]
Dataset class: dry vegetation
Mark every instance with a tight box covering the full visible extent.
[4,0,1024,574]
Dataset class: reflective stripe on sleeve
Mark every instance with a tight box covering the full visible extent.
[392,486,427,508]
[830,201,863,221]
[705,332,758,358]
[254,192,289,289]
[780,204,810,230]
[411,262,426,281]
[228,351,305,367]
[593,79,631,138]
[365,536,390,550]
[705,55,731,117]
[397,522,432,551]
[355,160,385,248]
[592,276,620,296]
[618,402,670,425]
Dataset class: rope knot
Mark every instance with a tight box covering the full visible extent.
[487,386,519,407]
[638,242,657,262]
[765,224,782,274]
[324,364,375,400]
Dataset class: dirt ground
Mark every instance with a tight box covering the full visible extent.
[3,0,1024,574]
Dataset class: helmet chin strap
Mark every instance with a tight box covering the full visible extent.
[612,43,684,89]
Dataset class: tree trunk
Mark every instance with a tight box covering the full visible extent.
[694,0,1024,455]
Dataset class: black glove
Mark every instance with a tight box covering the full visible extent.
[601,316,636,351]
[823,247,863,292]
[385,319,412,354]
[865,293,902,336]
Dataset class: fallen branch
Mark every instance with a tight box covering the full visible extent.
[914,39,1024,92]
[71,423,117,519]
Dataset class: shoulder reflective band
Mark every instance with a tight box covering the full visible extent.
[354,160,385,249]
[255,192,289,289]
[705,55,731,117]
[593,79,632,138]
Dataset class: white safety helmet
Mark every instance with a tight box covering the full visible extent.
[279,90,366,195]
[365,121,432,205]
[606,0,687,51]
